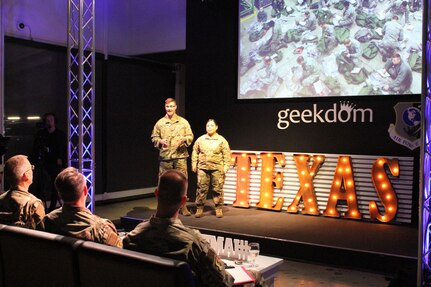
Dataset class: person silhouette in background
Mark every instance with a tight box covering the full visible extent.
[33,112,67,212]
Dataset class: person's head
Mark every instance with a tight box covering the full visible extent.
[392,15,399,21]
[391,53,401,65]
[343,1,350,7]
[304,11,310,17]
[155,170,188,217]
[344,39,352,47]
[296,56,304,64]
[4,155,33,189]
[55,167,87,205]
[164,98,177,118]
[264,56,272,65]
[42,112,57,131]
[401,1,408,7]
[206,119,219,136]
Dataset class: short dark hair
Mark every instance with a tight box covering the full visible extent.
[165,98,176,105]
[392,53,401,59]
[4,155,29,187]
[42,112,57,124]
[207,119,218,126]
[157,170,187,205]
[55,167,86,203]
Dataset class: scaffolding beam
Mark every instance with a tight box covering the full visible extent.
[67,0,95,212]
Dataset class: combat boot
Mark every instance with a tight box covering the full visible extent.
[215,208,223,218]
[195,207,204,218]
[181,205,191,216]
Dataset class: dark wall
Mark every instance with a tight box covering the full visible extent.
[5,37,68,159]
[103,57,175,193]
[185,0,420,207]
[5,38,176,195]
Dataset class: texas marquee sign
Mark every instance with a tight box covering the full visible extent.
[223,151,414,224]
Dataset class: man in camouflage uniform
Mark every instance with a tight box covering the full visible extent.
[386,0,410,25]
[343,38,363,67]
[151,98,194,216]
[44,167,122,247]
[336,1,356,28]
[0,155,45,230]
[295,11,317,33]
[376,15,403,61]
[297,56,321,90]
[123,170,235,287]
[383,53,412,94]
[192,119,231,218]
[318,22,337,54]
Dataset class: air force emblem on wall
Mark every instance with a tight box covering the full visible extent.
[388,102,421,150]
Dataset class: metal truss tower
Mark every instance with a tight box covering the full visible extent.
[67,0,95,212]
[420,0,431,284]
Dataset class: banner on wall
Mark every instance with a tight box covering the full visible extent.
[224,151,414,224]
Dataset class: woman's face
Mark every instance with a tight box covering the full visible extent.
[206,121,218,136]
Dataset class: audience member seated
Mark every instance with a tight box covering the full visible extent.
[123,170,267,287]
[44,167,122,247]
[0,155,45,230]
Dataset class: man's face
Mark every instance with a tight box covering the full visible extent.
[165,102,177,117]
[24,159,33,184]
[45,115,55,129]
[264,58,271,65]
[392,57,401,65]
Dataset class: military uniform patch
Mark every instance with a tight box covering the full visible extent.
[388,102,421,150]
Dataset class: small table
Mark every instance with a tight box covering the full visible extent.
[223,255,284,286]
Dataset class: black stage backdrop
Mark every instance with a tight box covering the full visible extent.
[4,38,175,195]
[185,0,420,220]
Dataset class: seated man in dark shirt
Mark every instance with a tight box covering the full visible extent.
[0,155,45,230]
[123,170,236,286]
[44,167,122,247]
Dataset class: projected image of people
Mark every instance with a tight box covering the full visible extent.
[238,0,422,99]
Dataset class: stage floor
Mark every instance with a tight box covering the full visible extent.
[97,196,418,276]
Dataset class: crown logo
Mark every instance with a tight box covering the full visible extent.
[339,101,356,113]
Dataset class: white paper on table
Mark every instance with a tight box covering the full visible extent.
[351,67,361,74]
[377,69,389,78]
[226,266,255,285]
[375,27,383,36]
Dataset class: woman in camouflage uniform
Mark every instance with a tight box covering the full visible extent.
[192,119,231,218]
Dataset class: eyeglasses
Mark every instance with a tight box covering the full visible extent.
[26,165,35,172]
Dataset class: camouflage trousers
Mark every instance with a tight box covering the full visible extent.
[159,158,188,178]
[195,169,224,207]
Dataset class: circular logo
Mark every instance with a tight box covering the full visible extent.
[402,107,421,127]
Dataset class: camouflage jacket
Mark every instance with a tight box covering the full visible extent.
[0,189,45,230]
[192,133,231,173]
[123,216,234,287]
[44,205,122,248]
[151,114,194,161]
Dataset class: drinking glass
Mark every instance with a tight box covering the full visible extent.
[248,242,260,267]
